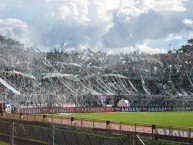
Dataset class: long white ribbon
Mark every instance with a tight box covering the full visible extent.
[0,77,20,95]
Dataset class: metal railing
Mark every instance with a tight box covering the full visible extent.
[1,113,193,144]
[0,117,147,145]
[1,112,193,138]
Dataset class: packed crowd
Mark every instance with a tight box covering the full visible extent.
[0,43,193,107]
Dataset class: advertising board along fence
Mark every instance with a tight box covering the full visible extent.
[1,112,193,141]
[156,127,193,138]
[114,106,193,112]
[41,116,193,139]
[17,107,113,114]
[46,115,153,134]
[15,106,193,140]
[16,106,193,114]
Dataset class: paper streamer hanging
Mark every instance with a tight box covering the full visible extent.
[0,77,21,95]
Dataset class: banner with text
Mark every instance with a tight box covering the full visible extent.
[114,106,193,112]
[156,128,193,138]
[17,107,113,114]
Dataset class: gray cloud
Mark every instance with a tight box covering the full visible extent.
[103,10,186,48]
[0,18,27,40]
[0,0,193,53]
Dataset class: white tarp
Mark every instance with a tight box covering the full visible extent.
[0,77,20,95]
[117,98,130,107]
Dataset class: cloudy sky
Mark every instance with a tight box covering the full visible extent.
[0,0,193,54]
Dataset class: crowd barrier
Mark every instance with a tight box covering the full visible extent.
[46,116,153,133]
[14,106,193,139]
[17,106,193,114]
[1,112,193,139]
[45,116,193,138]
[17,106,113,114]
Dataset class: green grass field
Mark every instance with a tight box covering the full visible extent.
[0,141,8,145]
[47,111,193,128]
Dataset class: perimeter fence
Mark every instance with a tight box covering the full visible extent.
[0,117,148,145]
[0,113,193,144]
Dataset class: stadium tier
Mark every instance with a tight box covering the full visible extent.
[0,43,193,109]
